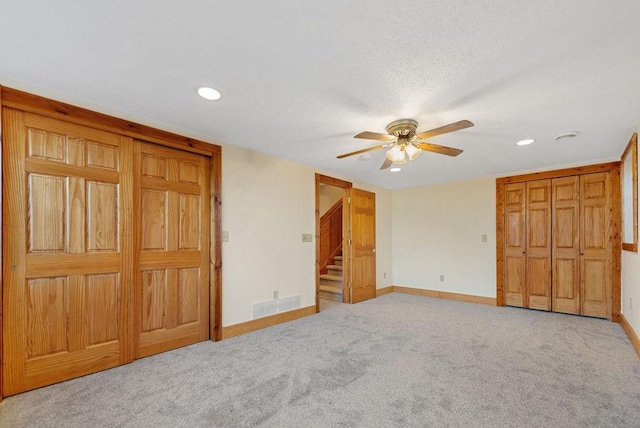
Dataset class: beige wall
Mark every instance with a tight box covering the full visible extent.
[392,177,497,298]
[319,184,343,216]
[221,144,393,326]
[622,128,640,339]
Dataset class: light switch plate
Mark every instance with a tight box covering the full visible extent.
[222,231,229,242]
[301,234,313,242]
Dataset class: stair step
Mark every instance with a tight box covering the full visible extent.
[319,284,343,294]
[320,274,343,283]
[334,256,343,260]
[327,264,343,271]
[333,255,343,266]
[320,289,343,302]
[320,281,343,301]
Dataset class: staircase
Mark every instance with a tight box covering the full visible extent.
[320,254,343,301]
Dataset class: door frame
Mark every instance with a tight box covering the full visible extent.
[315,173,352,311]
[0,87,223,400]
[495,161,621,321]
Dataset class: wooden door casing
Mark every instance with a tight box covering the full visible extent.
[134,142,210,358]
[504,182,526,307]
[580,172,611,319]
[2,110,134,396]
[552,176,580,315]
[350,188,376,304]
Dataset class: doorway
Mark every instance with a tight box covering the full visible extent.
[318,181,346,306]
[315,174,377,311]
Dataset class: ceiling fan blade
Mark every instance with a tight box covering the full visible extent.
[379,158,393,170]
[337,144,387,159]
[415,120,474,140]
[354,131,396,142]
[416,142,463,157]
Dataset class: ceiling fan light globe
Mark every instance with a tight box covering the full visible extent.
[385,150,395,162]
[405,144,421,161]
[386,145,405,163]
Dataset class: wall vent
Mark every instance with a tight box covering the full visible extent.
[253,295,301,319]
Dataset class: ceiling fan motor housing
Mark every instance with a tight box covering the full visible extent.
[386,119,418,138]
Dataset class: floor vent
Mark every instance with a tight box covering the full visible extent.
[253,295,301,319]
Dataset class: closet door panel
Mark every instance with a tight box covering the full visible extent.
[2,110,133,396]
[134,142,210,359]
[580,172,611,318]
[504,183,526,307]
[526,180,551,310]
[552,176,580,314]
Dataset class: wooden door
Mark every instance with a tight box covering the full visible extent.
[580,172,611,318]
[552,176,580,314]
[2,110,133,396]
[349,189,376,303]
[526,180,552,310]
[134,142,210,358]
[504,183,526,307]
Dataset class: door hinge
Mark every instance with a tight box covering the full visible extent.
[347,197,351,203]
[348,281,352,288]
[347,239,352,245]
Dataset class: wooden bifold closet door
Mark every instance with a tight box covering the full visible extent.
[2,110,210,396]
[504,179,552,310]
[502,171,612,318]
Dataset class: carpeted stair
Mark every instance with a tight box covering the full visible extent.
[320,254,343,301]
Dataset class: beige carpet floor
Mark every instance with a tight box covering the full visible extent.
[1,292,639,427]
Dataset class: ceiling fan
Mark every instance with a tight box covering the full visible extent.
[337,119,474,170]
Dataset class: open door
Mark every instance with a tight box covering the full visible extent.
[349,188,376,303]
[315,174,351,311]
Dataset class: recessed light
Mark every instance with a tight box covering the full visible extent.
[516,139,535,146]
[390,167,402,172]
[554,131,579,141]
[197,87,221,101]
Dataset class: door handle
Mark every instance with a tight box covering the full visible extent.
[372,249,376,253]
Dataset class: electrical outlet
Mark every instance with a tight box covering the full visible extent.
[440,275,445,282]
[222,231,229,242]
[481,234,487,243]
[273,290,278,300]
[383,272,386,279]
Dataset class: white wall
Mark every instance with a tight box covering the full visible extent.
[221,144,393,326]
[221,145,315,326]
[621,127,640,339]
[392,176,497,298]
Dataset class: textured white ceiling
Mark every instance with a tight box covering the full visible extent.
[1,0,639,189]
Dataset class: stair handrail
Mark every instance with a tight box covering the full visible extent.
[320,199,342,227]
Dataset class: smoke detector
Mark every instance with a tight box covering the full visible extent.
[554,131,579,141]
